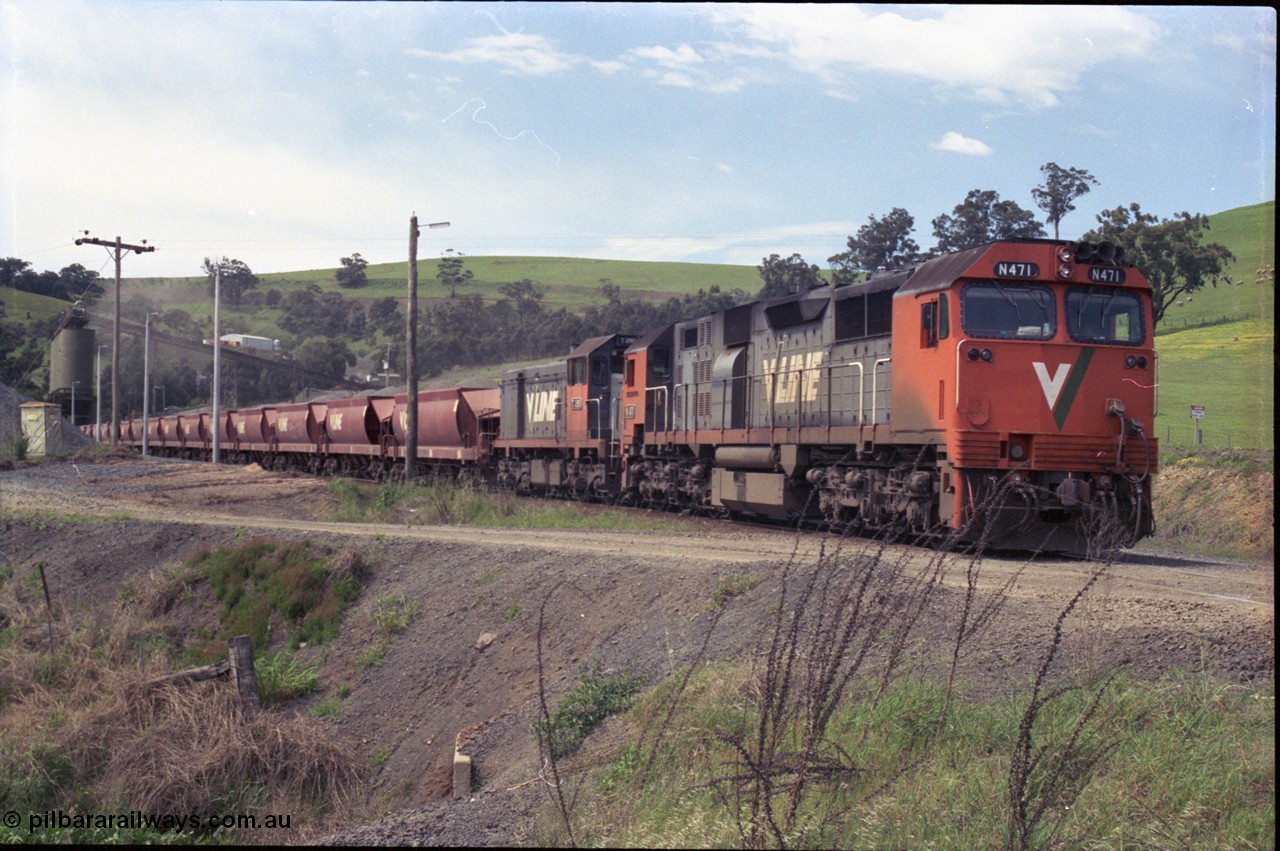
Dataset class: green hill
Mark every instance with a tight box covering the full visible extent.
[119,256,766,310]
[1156,200,1274,333]
[1148,201,1274,450]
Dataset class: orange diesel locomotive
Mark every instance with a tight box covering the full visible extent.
[102,239,1156,553]
[616,239,1156,551]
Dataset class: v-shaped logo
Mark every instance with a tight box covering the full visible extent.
[1033,348,1096,430]
[1032,362,1071,409]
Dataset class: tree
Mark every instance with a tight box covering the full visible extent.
[436,255,473,298]
[1032,163,1099,239]
[160,308,198,338]
[202,257,259,307]
[1083,203,1235,326]
[295,338,356,385]
[756,253,823,300]
[368,297,402,338]
[57,263,102,299]
[0,258,31,289]
[829,208,919,283]
[336,253,369,289]
[931,189,1046,254]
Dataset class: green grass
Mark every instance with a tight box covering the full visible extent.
[254,649,321,707]
[370,594,418,634]
[125,256,763,307]
[328,475,700,531]
[0,285,74,323]
[188,539,365,658]
[581,668,1274,849]
[1152,317,1273,449]
[1146,202,1274,450]
[1158,201,1274,333]
[534,660,645,760]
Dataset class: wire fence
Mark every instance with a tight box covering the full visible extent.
[1158,424,1274,452]
[1155,310,1272,335]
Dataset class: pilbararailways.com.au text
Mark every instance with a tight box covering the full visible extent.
[9,809,293,833]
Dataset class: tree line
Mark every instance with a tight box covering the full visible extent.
[793,162,1235,326]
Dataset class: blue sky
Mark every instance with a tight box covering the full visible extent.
[1,2,1274,280]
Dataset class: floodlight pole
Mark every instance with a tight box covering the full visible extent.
[212,267,222,464]
[404,214,449,483]
[75,234,155,448]
[95,345,104,440]
[142,312,158,457]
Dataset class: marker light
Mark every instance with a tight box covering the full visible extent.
[1057,247,1074,263]
[1058,263,1073,279]
[980,348,993,362]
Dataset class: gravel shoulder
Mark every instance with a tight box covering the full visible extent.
[1,455,1273,846]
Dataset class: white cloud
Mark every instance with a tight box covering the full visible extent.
[930,132,993,156]
[596,221,860,266]
[411,32,580,76]
[628,44,705,68]
[712,5,1162,108]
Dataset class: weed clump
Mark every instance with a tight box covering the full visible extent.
[193,539,366,655]
[534,660,644,760]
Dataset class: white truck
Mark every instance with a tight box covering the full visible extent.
[202,333,281,352]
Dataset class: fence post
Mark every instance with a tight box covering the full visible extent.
[228,635,261,717]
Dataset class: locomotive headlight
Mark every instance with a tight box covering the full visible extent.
[1009,443,1025,461]
[1057,247,1074,263]
[967,347,980,361]
[1137,356,1148,369]
[1126,355,1137,368]
[1057,263,1073,279]
[980,348,993,362]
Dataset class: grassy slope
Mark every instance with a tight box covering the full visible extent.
[0,286,72,323]
[124,256,766,309]
[1150,201,1274,449]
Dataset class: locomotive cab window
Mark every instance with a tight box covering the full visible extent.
[961,282,1055,340]
[1066,287,1146,346]
[590,356,609,387]
[569,357,587,385]
[920,301,939,348]
[649,346,671,381]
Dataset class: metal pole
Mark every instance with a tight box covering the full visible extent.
[142,312,152,457]
[404,215,450,483]
[112,236,122,447]
[212,267,221,464]
[95,346,103,441]
[70,381,76,427]
[406,215,419,482]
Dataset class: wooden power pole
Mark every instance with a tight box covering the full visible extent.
[75,234,155,448]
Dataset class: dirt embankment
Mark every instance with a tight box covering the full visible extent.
[0,456,1273,846]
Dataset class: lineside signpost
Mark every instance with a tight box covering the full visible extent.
[1191,405,1205,445]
